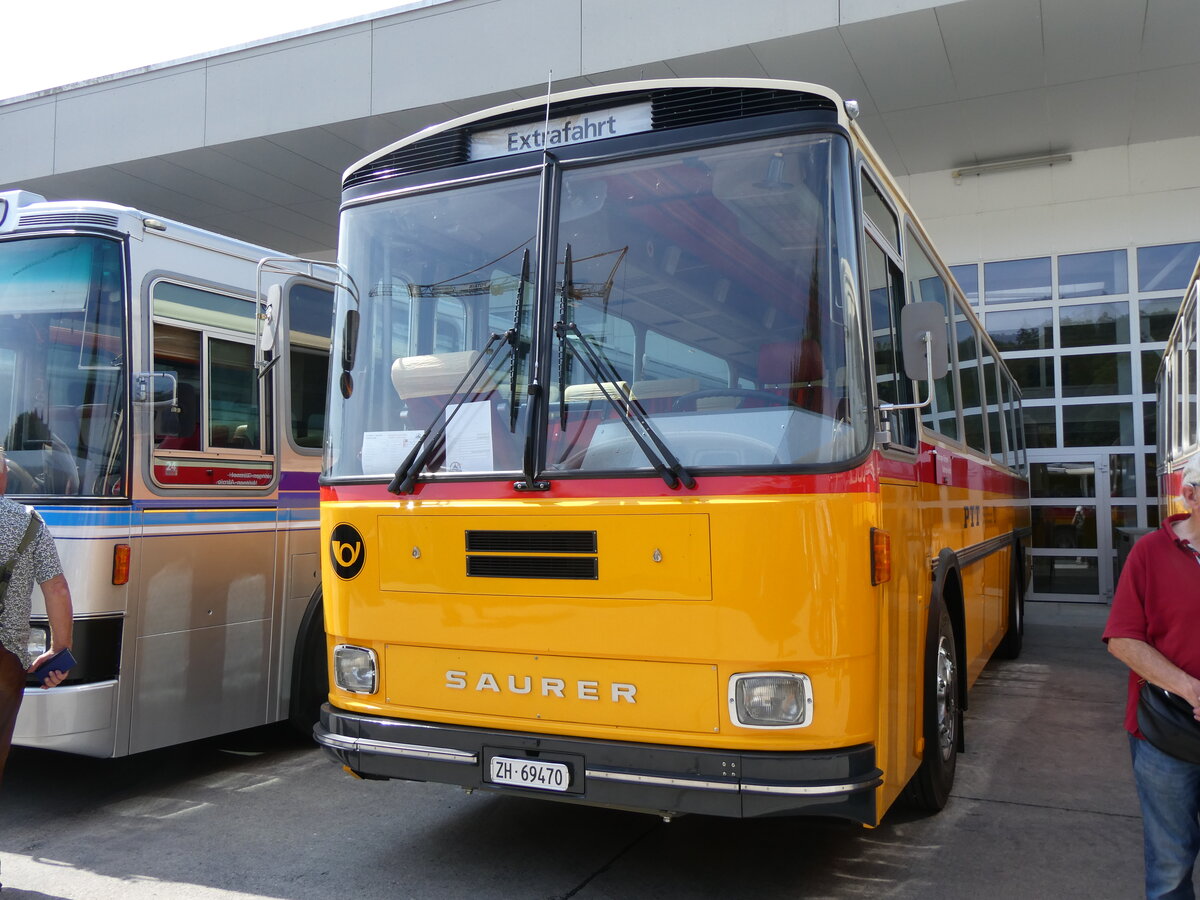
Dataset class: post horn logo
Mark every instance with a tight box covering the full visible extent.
[330,523,365,580]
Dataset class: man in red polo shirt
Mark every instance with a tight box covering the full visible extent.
[1105,454,1200,900]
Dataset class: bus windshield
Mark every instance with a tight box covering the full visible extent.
[331,132,869,482]
[0,234,127,497]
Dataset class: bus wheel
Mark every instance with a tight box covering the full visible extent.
[997,548,1024,660]
[908,599,960,812]
[289,586,329,736]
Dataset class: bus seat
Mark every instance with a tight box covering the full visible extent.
[157,383,200,450]
[390,350,517,470]
[629,377,700,413]
[758,339,827,413]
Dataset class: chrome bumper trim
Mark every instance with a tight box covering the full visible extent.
[585,769,740,792]
[315,730,478,765]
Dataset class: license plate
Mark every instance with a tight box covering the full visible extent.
[489,756,570,792]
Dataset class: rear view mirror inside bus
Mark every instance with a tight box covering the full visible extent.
[899,301,949,382]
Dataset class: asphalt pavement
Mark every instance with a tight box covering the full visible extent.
[0,601,1154,899]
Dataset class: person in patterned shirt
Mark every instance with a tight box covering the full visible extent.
[0,446,73,785]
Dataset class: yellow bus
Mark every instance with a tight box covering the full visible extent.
[1157,258,1200,514]
[314,79,1031,825]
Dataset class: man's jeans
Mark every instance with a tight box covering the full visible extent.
[1131,734,1200,899]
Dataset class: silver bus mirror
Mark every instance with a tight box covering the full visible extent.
[134,371,178,407]
[900,302,949,382]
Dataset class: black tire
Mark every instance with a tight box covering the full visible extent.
[288,586,328,735]
[997,546,1024,660]
[908,597,960,813]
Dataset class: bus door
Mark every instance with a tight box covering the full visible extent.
[863,217,925,808]
[131,279,277,753]
[1028,451,1116,603]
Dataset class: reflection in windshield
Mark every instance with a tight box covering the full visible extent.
[330,133,869,483]
[0,236,127,497]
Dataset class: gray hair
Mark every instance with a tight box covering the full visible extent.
[1183,455,1200,496]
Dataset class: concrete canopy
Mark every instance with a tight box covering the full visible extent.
[2,0,1197,258]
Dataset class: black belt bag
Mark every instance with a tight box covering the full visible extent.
[1138,682,1200,764]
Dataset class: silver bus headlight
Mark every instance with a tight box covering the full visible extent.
[333,645,378,694]
[729,673,813,728]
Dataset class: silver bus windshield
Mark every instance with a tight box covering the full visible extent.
[0,235,127,497]
[331,132,869,482]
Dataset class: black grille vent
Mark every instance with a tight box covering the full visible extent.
[466,530,597,554]
[343,129,469,189]
[649,87,835,130]
[467,556,598,580]
[343,86,837,190]
[17,212,120,229]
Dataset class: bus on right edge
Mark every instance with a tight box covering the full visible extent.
[315,79,1032,826]
[1158,259,1200,514]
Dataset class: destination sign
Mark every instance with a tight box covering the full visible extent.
[469,102,652,160]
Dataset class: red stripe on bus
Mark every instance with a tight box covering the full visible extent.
[319,444,1027,503]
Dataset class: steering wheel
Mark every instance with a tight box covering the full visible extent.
[671,388,791,412]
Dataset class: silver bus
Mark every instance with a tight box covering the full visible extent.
[1,190,336,757]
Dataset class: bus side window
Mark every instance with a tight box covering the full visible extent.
[151,280,272,488]
[864,236,915,449]
[154,323,202,451]
[905,228,960,443]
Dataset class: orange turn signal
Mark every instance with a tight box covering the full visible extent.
[112,544,131,585]
[870,528,891,586]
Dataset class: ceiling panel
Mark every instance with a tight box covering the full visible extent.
[839,9,956,112]
[1142,0,1200,68]
[1047,74,1138,149]
[958,88,1054,163]
[1042,0,1144,83]
[936,0,1046,97]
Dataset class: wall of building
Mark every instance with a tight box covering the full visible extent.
[903,136,1200,601]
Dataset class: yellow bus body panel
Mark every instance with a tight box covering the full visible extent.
[324,491,881,753]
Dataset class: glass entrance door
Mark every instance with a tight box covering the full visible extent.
[1028,453,1116,602]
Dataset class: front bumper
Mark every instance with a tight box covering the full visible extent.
[315,704,882,822]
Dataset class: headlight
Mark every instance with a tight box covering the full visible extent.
[26,624,50,659]
[333,645,378,694]
[729,673,812,728]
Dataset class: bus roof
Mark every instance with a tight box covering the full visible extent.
[344,78,853,186]
[0,190,283,263]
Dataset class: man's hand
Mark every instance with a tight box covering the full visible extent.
[27,650,70,689]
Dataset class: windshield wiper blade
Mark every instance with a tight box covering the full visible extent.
[387,329,514,495]
[557,323,696,490]
[508,248,530,434]
[553,245,695,490]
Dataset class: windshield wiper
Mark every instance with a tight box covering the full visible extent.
[387,329,514,495]
[554,244,695,490]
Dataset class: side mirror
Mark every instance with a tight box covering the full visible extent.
[899,302,949,382]
[259,284,282,354]
[341,309,360,372]
[134,371,178,406]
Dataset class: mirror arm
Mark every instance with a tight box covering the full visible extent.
[878,331,936,415]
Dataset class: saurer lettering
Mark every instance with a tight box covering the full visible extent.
[445,670,637,703]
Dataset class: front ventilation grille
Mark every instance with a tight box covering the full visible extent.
[17,212,120,229]
[343,129,469,189]
[465,529,598,580]
[466,556,598,580]
[466,530,597,554]
[648,87,836,129]
[342,85,837,189]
